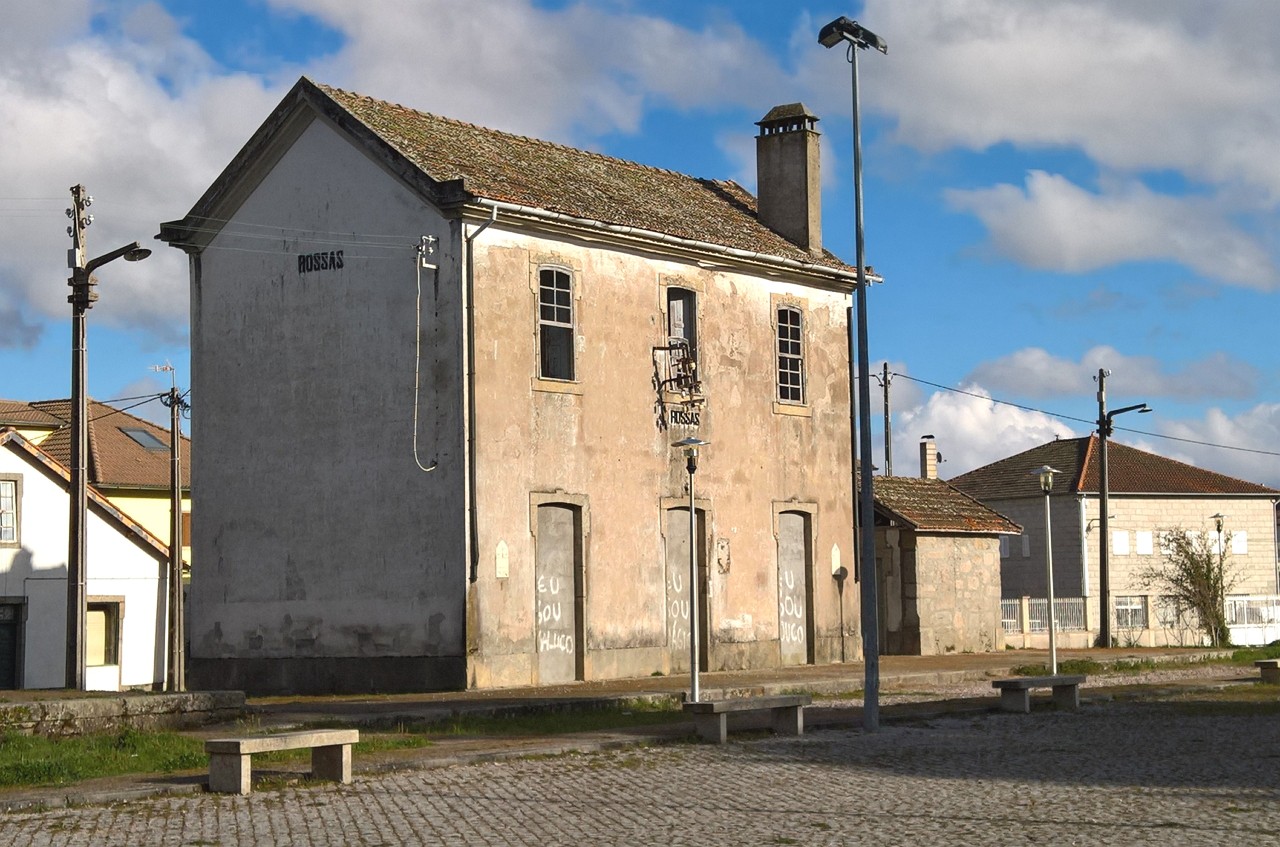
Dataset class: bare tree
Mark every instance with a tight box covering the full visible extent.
[1138,526,1236,647]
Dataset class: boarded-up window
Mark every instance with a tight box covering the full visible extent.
[86,602,121,667]
[1111,530,1130,556]
[1135,531,1153,555]
[667,287,697,364]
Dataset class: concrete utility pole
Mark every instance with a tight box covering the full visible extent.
[156,366,190,692]
[64,184,150,690]
[875,362,892,476]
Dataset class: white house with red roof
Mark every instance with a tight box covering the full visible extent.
[0,429,172,690]
[951,435,1280,647]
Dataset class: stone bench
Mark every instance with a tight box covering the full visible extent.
[991,675,1087,713]
[205,728,360,795]
[683,694,811,743]
[1256,659,1280,684]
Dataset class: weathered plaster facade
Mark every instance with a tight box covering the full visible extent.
[162,79,860,694]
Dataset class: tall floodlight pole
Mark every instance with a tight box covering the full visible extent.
[64,184,150,690]
[1034,465,1061,674]
[820,15,887,732]
[674,437,709,703]
[1095,368,1149,648]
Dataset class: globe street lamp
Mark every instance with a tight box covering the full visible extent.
[819,13,887,733]
[65,183,151,690]
[673,437,709,703]
[1033,465,1061,675]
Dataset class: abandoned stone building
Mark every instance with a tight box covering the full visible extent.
[160,78,865,694]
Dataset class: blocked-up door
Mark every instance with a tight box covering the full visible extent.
[665,506,708,671]
[535,504,582,685]
[0,604,19,689]
[777,511,813,666]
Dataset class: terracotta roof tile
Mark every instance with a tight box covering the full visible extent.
[0,400,63,428]
[949,435,1278,499]
[315,82,854,274]
[21,399,190,490]
[873,476,1021,534]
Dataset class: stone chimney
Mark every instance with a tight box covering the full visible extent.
[920,436,938,480]
[756,103,822,254]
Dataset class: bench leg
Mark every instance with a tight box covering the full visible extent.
[693,713,728,743]
[312,743,353,784]
[771,706,804,736]
[999,688,1031,713]
[209,752,252,795]
[1052,684,1080,710]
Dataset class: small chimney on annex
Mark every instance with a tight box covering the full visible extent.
[920,436,939,481]
[756,103,822,254]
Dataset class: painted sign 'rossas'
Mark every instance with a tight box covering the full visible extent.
[297,250,344,274]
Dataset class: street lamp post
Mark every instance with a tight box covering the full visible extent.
[673,437,709,703]
[819,14,887,733]
[1095,368,1150,648]
[65,184,150,690]
[1034,465,1061,675]
[1211,512,1227,638]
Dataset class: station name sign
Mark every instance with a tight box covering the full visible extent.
[298,250,344,274]
[669,407,701,428]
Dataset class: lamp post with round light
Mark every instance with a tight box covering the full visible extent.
[1034,465,1061,675]
[673,437,709,703]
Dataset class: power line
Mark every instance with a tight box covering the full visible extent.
[891,372,1280,459]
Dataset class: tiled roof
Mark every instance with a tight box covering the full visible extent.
[4,398,191,490]
[0,429,168,559]
[0,399,63,428]
[163,77,855,281]
[949,435,1278,499]
[873,476,1022,534]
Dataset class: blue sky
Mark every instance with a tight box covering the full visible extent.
[2,0,1279,486]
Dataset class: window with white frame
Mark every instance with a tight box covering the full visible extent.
[1114,595,1147,630]
[538,267,574,381]
[1111,530,1130,555]
[0,476,17,546]
[1135,531,1153,555]
[776,306,805,404]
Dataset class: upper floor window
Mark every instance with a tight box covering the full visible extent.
[0,477,17,546]
[776,306,804,404]
[666,287,698,366]
[538,268,574,381]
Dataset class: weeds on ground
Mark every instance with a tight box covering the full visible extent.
[0,729,205,788]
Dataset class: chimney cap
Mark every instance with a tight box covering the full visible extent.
[756,103,820,129]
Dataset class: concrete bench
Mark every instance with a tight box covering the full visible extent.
[683,694,811,743]
[205,728,360,795]
[991,675,1087,713]
[1256,659,1280,684]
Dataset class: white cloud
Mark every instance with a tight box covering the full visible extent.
[1154,404,1280,488]
[946,172,1277,289]
[862,0,1280,198]
[894,383,1077,479]
[966,345,1258,401]
[276,0,792,143]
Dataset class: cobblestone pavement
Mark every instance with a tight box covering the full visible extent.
[4,697,1279,846]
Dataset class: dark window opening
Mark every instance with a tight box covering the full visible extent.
[539,268,574,381]
[777,306,804,403]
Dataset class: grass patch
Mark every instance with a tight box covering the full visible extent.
[1230,644,1280,664]
[0,729,206,788]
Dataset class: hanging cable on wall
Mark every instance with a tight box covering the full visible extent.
[413,234,440,473]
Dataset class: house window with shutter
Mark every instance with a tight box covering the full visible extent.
[666,287,697,369]
[776,306,805,404]
[538,268,574,381]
